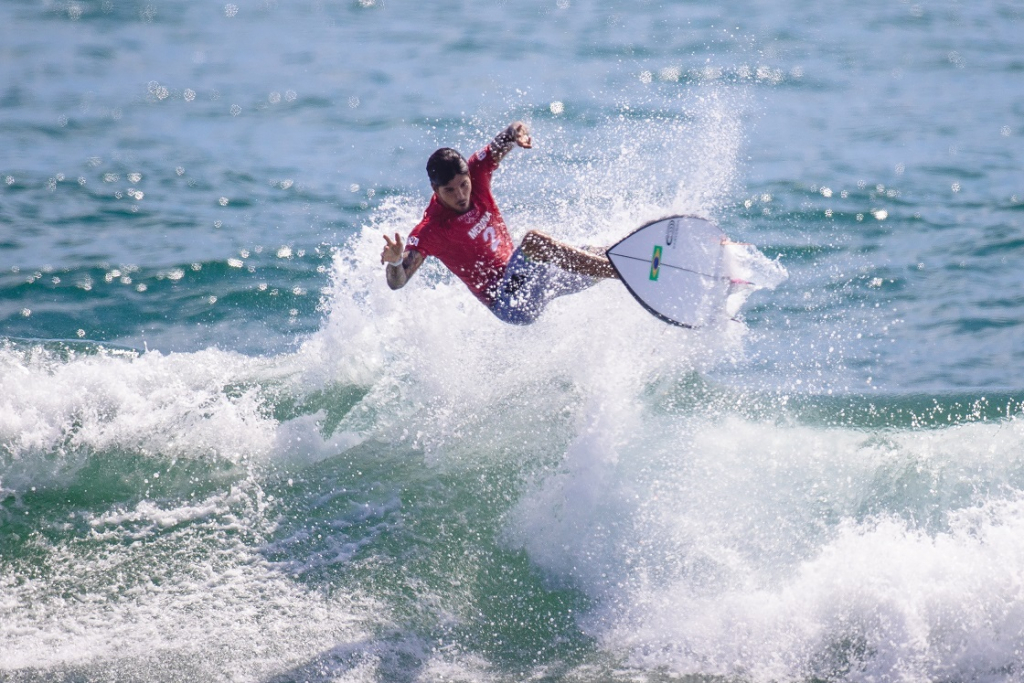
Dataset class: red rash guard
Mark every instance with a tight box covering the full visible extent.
[405,145,516,305]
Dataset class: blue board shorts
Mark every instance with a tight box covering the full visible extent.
[487,247,598,325]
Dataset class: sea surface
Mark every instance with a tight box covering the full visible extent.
[2,1,1024,681]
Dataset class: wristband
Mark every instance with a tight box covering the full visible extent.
[385,257,403,268]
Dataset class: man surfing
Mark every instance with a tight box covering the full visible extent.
[380,121,618,325]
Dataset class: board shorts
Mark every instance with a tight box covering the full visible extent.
[487,247,598,325]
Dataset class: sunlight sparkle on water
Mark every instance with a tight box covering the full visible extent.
[659,66,682,82]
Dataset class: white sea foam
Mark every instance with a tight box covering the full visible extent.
[507,409,1024,681]
[0,336,375,499]
[0,503,380,679]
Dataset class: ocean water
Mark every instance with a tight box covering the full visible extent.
[2,1,1024,681]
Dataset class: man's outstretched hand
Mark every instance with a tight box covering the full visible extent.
[508,121,532,149]
[492,121,532,163]
[381,232,404,265]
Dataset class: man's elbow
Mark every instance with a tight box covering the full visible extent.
[386,269,408,290]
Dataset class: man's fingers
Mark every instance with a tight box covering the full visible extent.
[381,233,405,264]
[382,233,401,264]
[514,123,532,148]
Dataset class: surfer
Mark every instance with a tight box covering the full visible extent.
[380,121,618,325]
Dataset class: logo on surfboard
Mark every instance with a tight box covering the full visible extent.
[649,245,662,281]
[665,218,677,246]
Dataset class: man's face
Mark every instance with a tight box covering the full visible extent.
[434,173,472,213]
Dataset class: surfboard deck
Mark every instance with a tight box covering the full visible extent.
[606,215,731,328]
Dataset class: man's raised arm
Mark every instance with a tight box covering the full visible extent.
[381,232,424,290]
[489,121,532,164]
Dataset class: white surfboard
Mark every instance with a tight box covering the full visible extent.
[607,215,732,328]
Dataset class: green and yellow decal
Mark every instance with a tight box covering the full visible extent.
[649,245,663,281]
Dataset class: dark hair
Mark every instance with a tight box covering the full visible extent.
[426,148,468,187]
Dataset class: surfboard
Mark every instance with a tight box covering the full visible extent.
[606,215,732,328]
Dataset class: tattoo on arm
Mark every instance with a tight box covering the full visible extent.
[386,250,423,290]
[490,125,517,162]
[385,262,406,290]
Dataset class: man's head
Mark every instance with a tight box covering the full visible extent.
[427,147,471,213]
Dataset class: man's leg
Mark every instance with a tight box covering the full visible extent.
[520,230,619,279]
